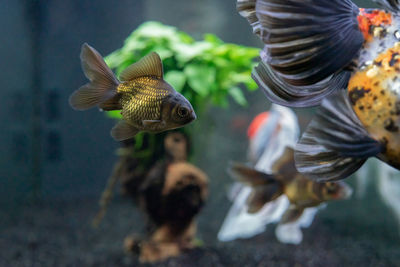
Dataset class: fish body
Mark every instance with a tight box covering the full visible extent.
[117,77,193,133]
[284,177,342,208]
[69,43,196,141]
[118,77,170,132]
[238,0,400,181]
[229,147,352,224]
[348,9,400,169]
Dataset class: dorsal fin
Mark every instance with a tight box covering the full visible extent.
[119,52,163,81]
[270,146,297,182]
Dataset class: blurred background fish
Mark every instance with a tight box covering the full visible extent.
[69,44,196,141]
[218,106,351,244]
[229,148,352,240]
[237,0,400,181]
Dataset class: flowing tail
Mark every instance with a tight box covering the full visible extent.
[295,90,385,181]
[69,43,120,110]
[237,0,365,107]
[373,0,400,12]
[228,162,283,213]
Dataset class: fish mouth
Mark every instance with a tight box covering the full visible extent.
[189,111,197,122]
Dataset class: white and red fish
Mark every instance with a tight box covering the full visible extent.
[218,105,299,242]
[238,0,400,181]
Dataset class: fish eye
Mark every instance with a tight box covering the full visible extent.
[325,182,337,193]
[178,107,189,117]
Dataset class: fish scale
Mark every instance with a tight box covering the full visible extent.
[349,9,400,170]
[119,77,169,127]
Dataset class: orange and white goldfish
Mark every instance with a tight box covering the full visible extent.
[238,0,400,181]
[69,44,196,141]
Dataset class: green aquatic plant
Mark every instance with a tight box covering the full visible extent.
[106,21,259,112]
[104,21,259,163]
[94,21,259,225]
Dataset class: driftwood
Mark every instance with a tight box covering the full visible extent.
[94,132,208,263]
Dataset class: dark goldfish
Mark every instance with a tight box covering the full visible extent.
[229,147,352,224]
[69,43,196,141]
[238,0,400,181]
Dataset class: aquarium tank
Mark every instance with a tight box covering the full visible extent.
[1,0,400,266]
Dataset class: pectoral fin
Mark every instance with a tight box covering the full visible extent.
[111,121,139,141]
[280,205,305,225]
[142,120,165,131]
[143,120,162,126]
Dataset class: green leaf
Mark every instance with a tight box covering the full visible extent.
[105,110,122,119]
[229,86,248,106]
[245,79,258,91]
[184,63,216,97]
[104,21,259,113]
[165,71,186,92]
[100,20,262,181]
[204,33,223,45]
[172,42,212,63]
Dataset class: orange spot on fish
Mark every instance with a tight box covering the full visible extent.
[358,8,392,41]
[247,112,269,139]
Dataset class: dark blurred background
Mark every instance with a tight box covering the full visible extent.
[2,0,400,266]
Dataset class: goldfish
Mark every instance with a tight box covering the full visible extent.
[69,43,196,141]
[228,147,352,224]
[237,0,400,181]
[218,106,301,243]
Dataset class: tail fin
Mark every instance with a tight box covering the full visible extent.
[237,0,261,37]
[295,90,385,181]
[238,0,364,107]
[228,162,283,213]
[252,61,351,107]
[69,43,120,110]
[373,0,400,12]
